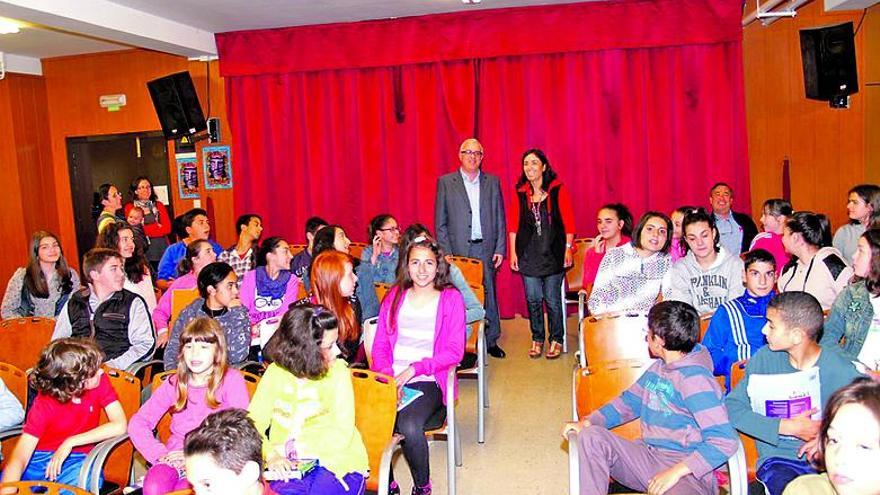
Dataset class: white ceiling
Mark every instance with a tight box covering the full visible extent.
[0,0,591,75]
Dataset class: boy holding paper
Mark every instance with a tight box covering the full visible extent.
[724,291,861,495]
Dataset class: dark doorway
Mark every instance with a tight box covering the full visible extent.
[67,131,175,263]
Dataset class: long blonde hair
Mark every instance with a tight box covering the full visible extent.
[173,317,228,412]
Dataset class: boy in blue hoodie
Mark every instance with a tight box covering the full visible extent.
[703,248,776,392]
[563,301,738,495]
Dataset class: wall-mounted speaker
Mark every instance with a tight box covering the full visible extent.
[147,72,207,140]
[207,117,221,143]
[799,22,858,107]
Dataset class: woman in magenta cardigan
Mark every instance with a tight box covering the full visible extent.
[371,236,466,495]
[239,237,300,348]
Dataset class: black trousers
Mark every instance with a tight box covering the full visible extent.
[393,380,444,488]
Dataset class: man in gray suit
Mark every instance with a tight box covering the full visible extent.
[435,138,507,358]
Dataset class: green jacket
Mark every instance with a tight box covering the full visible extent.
[822,281,875,360]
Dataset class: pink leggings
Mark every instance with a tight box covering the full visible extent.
[143,463,191,495]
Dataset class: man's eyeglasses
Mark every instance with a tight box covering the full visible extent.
[460,150,484,158]
[378,227,400,232]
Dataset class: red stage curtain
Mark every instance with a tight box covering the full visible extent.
[218,0,749,318]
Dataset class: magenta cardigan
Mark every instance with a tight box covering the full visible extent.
[371,286,466,405]
[238,269,301,326]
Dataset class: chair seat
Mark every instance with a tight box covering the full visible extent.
[424,405,448,432]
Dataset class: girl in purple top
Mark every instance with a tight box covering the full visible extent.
[750,198,793,276]
[153,239,217,346]
[371,237,466,495]
[239,237,300,346]
[129,317,250,495]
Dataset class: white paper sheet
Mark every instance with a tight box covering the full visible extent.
[747,367,822,421]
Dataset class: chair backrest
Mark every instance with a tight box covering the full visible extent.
[289,244,307,256]
[728,359,758,480]
[0,317,55,371]
[374,283,392,305]
[348,242,369,260]
[363,318,378,366]
[574,359,650,441]
[564,238,594,292]
[170,288,200,327]
[0,481,92,494]
[0,362,27,410]
[351,369,398,493]
[448,256,483,287]
[699,313,713,341]
[101,368,142,488]
[581,314,651,365]
[466,284,485,354]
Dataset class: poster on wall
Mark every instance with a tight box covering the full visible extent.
[203,145,233,190]
[176,154,200,199]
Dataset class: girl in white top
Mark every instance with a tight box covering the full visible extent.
[779,212,852,311]
[95,221,157,312]
[588,212,673,316]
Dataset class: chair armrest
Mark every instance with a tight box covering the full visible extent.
[128,359,163,389]
[79,433,129,494]
[566,429,579,495]
[376,433,405,495]
[0,425,22,441]
[727,438,748,495]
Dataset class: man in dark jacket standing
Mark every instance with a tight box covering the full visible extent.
[435,138,507,358]
[710,182,758,256]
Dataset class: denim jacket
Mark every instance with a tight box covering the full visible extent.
[822,281,875,360]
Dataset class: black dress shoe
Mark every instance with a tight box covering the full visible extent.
[487,345,506,358]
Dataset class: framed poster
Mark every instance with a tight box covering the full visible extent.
[176,155,200,199]
[203,145,233,190]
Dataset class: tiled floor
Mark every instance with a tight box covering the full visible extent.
[389,315,578,495]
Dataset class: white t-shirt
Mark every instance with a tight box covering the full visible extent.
[856,296,880,371]
[391,293,439,383]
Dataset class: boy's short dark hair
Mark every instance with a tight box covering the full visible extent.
[181,208,209,230]
[98,183,116,201]
[648,301,700,353]
[82,248,123,285]
[235,214,261,234]
[184,408,264,475]
[305,216,328,236]
[743,248,776,271]
[709,182,734,196]
[33,338,104,403]
[768,291,824,341]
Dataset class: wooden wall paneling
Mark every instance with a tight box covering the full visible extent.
[865,5,880,184]
[744,2,870,230]
[0,76,33,287]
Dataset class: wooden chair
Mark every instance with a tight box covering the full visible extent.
[170,288,200,326]
[579,314,652,367]
[457,284,488,444]
[374,282,392,304]
[351,369,403,495]
[561,237,594,353]
[568,359,748,495]
[296,282,308,300]
[289,243,307,256]
[447,256,483,287]
[0,481,92,494]
[0,317,56,372]
[415,367,461,495]
[348,242,369,260]
[699,312,714,341]
[78,368,144,494]
[729,359,759,481]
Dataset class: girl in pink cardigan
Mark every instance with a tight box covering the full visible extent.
[371,237,466,495]
[129,317,250,495]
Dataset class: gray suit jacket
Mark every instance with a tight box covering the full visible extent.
[434,170,506,258]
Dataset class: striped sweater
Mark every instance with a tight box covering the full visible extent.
[586,345,738,478]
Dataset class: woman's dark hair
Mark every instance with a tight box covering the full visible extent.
[397,223,432,269]
[197,262,234,299]
[256,236,286,267]
[681,207,721,255]
[24,230,74,298]
[515,148,558,193]
[785,211,832,248]
[98,183,116,202]
[762,198,793,218]
[815,376,880,470]
[858,229,880,297]
[177,239,213,277]
[387,237,452,333]
[264,304,337,379]
[95,222,149,283]
[311,224,344,258]
[631,212,673,254]
[32,338,103,403]
[368,214,396,240]
[848,184,880,227]
[129,176,157,202]
[598,203,634,237]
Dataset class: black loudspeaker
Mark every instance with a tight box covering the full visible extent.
[147,72,207,139]
[207,117,221,143]
[799,22,858,105]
